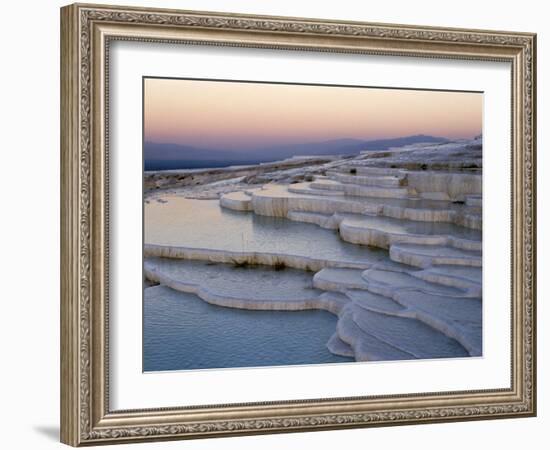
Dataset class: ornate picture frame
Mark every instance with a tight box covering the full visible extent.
[60,3,536,446]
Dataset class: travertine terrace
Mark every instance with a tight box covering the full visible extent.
[145,137,483,362]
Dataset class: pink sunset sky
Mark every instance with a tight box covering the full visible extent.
[144,78,482,150]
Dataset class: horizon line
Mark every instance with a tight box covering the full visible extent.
[144,132,482,151]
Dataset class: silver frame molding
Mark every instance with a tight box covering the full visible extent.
[60,3,536,446]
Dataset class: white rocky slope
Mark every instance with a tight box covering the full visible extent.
[145,137,483,362]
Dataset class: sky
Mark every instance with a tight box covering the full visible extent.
[144,78,482,150]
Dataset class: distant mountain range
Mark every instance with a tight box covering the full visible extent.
[144,134,449,170]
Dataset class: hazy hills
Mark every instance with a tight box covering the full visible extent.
[144,134,449,170]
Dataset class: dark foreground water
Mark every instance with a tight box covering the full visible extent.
[143,285,353,372]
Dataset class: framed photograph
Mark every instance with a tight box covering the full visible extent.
[60,3,536,446]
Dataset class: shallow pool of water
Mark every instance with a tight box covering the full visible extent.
[145,197,388,265]
[144,285,353,371]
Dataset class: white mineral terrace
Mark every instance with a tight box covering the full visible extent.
[145,138,483,362]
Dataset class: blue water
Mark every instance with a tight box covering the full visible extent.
[144,159,265,171]
[143,285,353,371]
[145,198,389,266]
